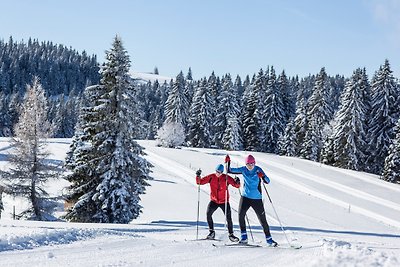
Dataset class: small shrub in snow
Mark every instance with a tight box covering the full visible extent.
[156,122,185,148]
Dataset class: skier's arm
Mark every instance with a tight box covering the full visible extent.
[229,166,244,175]
[225,155,244,174]
[196,173,212,185]
[227,175,240,188]
[256,168,270,184]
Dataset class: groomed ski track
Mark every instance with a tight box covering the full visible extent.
[1,139,399,267]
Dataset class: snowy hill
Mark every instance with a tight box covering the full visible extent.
[130,71,173,85]
[0,138,400,267]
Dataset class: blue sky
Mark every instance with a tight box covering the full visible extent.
[1,0,400,80]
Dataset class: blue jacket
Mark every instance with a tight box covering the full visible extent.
[229,166,270,199]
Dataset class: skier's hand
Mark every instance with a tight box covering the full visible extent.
[225,155,230,163]
[257,171,264,179]
[234,176,240,184]
[196,169,202,177]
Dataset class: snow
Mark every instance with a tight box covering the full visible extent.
[1,138,400,266]
[130,71,172,84]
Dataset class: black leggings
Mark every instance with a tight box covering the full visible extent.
[238,196,271,237]
[206,201,234,234]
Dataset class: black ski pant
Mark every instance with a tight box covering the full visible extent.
[238,196,271,237]
[206,201,234,234]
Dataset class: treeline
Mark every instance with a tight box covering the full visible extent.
[1,36,399,182]
[144,62,399,181]
[0,36,100,136]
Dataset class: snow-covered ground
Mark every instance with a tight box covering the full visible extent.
[130,71,172,85]
[0,138,399,267]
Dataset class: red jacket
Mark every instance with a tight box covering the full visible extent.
[196,173,240,204]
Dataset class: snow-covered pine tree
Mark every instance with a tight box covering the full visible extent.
[234,75,244,99]
[186,67,193,81]
[187,78,213,148]
[277,70,294,122]
[382,118,400,183]
[2,77,56,220]
[63,85,105,222]
[242,69,263,151]
[330,68,370,170]
[367,60,400,174]
[164,71,189,127]
[278,118,297,157]
[64,36,151,223]
[262,66,286,153]
[221,74,242,150]
[293,79,309,157]
[207,72,221,146]
[278,117,296,156]
[145,80,163,140]
[213,74,232,148]
[301,67,333,161]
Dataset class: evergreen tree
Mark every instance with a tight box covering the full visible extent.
[187,78,213,147]
[330,68,370,170]
[207,72,221,145]
[301,67,333,161]
[164,71,189,129]
[382,118,400,183]
[277,70,294,122]
[278,118,296,156]
[213,74,232,148]
[222,75,242,150]
[186,67,193,81]
[367,60,400,174]
[63,85,104,222]
[234,75,244,98]
[242,70,263,151]
[262,67,286,153]
[293,79,308,157]
[64,36,151,223]
[1,77,55,220]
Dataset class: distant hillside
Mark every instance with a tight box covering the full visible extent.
[130,71,173,85]
[0,36,100,96]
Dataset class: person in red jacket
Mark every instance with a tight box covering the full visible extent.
[196,164,240,242]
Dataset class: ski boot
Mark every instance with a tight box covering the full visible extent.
[206,230,215,240]
[228,233,239,242]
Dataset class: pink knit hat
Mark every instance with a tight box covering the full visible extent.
[245,155,255,164]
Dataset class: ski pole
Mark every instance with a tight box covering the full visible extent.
[196,178,201,240]
[262,182,292,247]
[224,163,229,234]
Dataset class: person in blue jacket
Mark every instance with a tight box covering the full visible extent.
[225,154,278,246]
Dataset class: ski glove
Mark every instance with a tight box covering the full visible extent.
[234,176,240,185]
[196,169,202,177]
[257,171,269,184]
[225,155,230,163]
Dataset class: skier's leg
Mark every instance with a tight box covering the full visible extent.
[220,202,234,234]
[206,201,218,232]
[252,199,271,237]
[238,197,251,232]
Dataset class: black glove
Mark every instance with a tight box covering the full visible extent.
[234,176,240,184]
[196,169,202,177]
